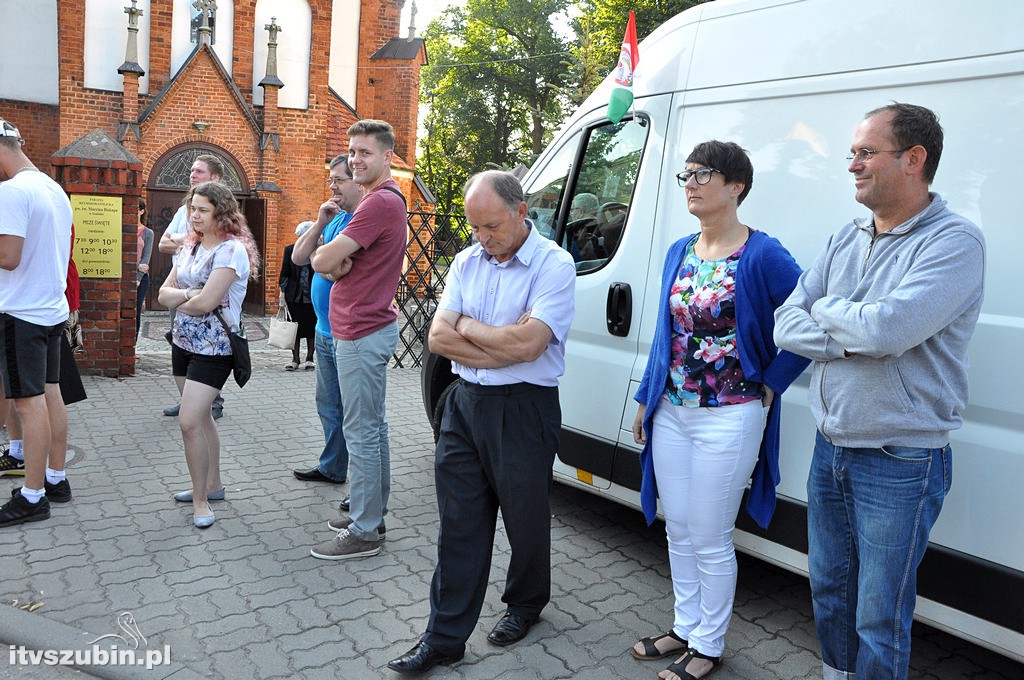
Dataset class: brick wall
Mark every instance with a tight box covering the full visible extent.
[363,55,425,162]
[355,0,422,162]
[25,0,426,343]
[233,2,257,104]
[0,101,61,176]
[148,3,172,94]
[52,157,144,378]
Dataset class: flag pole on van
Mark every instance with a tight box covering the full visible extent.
[606,11,639,124]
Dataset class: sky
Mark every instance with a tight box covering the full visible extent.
[401,0,465,36]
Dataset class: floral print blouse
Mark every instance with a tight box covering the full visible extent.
[171,240,249,356]
[663,234,762,408]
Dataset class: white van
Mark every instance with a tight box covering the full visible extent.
[420,0,1024,661]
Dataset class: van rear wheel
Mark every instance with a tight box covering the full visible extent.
[430,380,458,443]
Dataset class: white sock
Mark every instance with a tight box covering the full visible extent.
[20,486,45,504]
[9,440,24,460]
[46,468,66,485]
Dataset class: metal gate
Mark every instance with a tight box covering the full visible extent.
[393,210,471,367]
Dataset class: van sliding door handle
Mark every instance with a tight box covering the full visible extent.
[606,282,632,337]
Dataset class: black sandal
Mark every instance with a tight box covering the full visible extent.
[661,649,721,680]
[630,629,687,660]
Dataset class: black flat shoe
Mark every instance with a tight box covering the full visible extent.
[486,612,538,647]
[293,467,345,484]
[339,496,350,512]
[386,641,462,674]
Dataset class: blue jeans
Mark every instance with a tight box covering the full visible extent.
[314,331,348,481]
[333,323,397,541]
[807,431,951,680]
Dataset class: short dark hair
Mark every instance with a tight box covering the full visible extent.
[347,119,395,151]
[329,155,350,175]
[866,102,943,184]
[194,154,225,179]
[686,140,754,205]
[464,170,524,213]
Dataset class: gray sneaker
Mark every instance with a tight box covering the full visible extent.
[327,512,386,537]
[310,528,381,560]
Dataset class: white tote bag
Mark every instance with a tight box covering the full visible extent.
[267,306,298,349]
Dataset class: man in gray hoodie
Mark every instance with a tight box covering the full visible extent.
[774,103,985,680]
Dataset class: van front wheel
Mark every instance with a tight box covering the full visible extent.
[430,380,458,443]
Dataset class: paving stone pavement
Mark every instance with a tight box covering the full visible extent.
[0,313,1020,679]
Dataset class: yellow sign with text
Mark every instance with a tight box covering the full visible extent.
[71,195,122,279]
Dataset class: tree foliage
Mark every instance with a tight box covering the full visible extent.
[419,0,570,211]
[573,0,706,95]
[419,0,710,209]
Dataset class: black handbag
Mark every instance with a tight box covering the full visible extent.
[212,307,251,387]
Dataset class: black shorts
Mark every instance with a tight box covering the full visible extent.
[171,344,233,390]
[0,313,63,399]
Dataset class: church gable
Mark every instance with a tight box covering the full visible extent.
[141,45,260,139]
[138,45,262,182]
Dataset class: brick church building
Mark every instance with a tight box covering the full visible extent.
[0,0,429,375]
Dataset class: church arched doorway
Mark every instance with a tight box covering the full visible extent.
[146,143,265,314]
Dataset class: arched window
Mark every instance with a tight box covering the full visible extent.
[151,145,247,193]
[252,0,312,109]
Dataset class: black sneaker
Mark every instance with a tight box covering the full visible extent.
[0,452,25,476]
[0,493,50,527]
[9,481,73,504]
[45,479,72,503]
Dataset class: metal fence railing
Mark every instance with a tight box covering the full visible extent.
[392,210,471,368]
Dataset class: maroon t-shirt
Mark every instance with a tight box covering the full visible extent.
[328,180,407,340]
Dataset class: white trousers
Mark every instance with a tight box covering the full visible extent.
[650,399,766,657]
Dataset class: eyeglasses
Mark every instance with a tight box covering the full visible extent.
[676,168,721,187]
[845,147,911,163]
[327,176,352,185]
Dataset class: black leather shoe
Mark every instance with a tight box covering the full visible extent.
[386,641,462,674]
[339,496,350,511]
[487,612,538,647]
[293,467,345,484]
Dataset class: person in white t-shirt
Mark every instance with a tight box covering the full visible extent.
[157,155,227,419]
[0,118,73,527]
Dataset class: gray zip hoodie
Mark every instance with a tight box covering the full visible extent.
[773,193,985,448]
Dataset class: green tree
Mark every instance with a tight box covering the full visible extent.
[419,0,571,211]
[569,0,709,105]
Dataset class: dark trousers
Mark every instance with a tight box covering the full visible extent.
[424,379,560,655]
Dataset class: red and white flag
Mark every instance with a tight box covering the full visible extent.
[607,11,639,123]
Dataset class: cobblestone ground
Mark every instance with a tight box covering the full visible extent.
[0,313,1019,679]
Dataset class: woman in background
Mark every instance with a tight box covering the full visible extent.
[158,182,260,528]
[278,221,318,371]
[136,199,153,341]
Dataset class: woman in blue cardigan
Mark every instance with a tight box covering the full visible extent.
[629,141,808,680]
